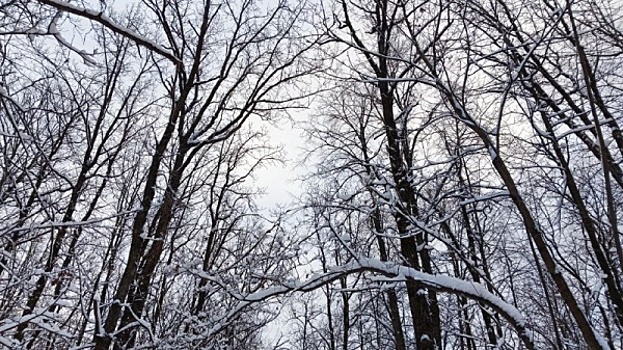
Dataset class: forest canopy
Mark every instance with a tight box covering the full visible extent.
[1,0,622,349]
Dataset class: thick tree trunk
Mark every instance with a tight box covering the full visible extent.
[115,146,187,348]
[93,118,178,350]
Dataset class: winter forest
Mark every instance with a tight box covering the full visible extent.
[2,0,623,349]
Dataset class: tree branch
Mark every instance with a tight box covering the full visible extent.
[35,0,181,65]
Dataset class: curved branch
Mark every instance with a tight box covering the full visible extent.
[207,258,535,349]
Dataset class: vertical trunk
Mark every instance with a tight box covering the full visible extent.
[568,6,623,287]
[337,0,442,343]
[369,205,406,350]
[326,284,337,350]
[373,1,441,346]
[94,17,204,342]
[459,205,499,345]
[340,277,349,350]
[359,88,407,350]
[93,116,178,350]
[193,225,220,314]
[461,105,607,350]
[378,80,441,350]
[116,146,187,348]
[15,167,89,341]
[457,295,476,350]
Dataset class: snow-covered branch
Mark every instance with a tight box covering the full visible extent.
[216,258,535,349]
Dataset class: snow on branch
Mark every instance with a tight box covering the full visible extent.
[35,0,181,66]
[0,307,71,347]
[47,11,97,65]
[358,259,534,348]
[211,258,535,349]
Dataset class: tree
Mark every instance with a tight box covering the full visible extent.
[4,0,623,349]
[1,0,317,348]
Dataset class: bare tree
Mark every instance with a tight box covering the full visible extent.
[5,0,623,349]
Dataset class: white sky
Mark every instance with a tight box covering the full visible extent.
[254,119,308,211]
